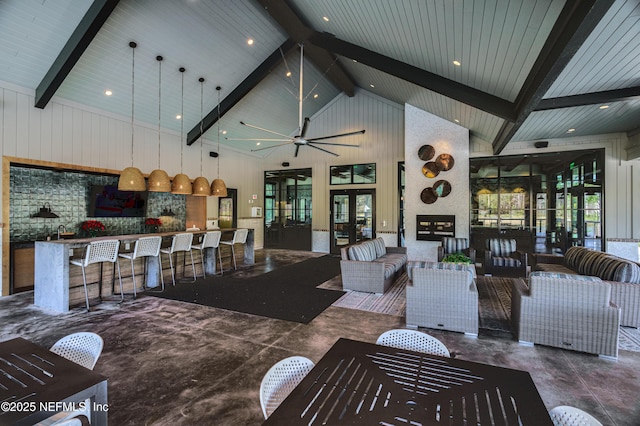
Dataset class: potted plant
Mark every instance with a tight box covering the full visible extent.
[82,220,105,238]
[145,217,162,233]
[441,252,472,264]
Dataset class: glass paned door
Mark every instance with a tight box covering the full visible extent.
[330,189,375,254]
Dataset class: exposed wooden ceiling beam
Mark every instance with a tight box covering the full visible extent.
[34,0,120,109]
[535,86,640,111]
[187,39,296,146]
[491,0,616,155]
[257,0,356,96]
[308,31,516,122]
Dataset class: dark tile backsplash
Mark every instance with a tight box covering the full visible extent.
[10,166,186,242]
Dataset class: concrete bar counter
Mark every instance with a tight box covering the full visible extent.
[34,229,254,313]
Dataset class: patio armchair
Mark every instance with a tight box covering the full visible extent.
[484,238,528,277]
[437,237,476,263]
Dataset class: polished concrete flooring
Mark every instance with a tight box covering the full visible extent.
[2,249,640,425]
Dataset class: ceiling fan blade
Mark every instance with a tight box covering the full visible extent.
[251,142,294,152]
[306,129,365,142]
[300,117,310,138]
[307,143,339,156]
[294,144,301,157]
[308,141,360,147]
[226,137,292,142]
[240,121,292,138]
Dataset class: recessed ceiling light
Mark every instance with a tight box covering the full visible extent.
[454,119,460,123]
[323,16,329,22]
[176,114,182,120]
[221,130,227,135]
[286,71,292,77]
[599,105,609,109]
[370,84,375,88]
[247,38,254,45]
[353,59,358,63]
[313,93,319,99]
[567,128,576,133]
[104,90,112,96]
[256,142,261,146]
[453,60,461,66]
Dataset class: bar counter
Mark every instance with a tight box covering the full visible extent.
[34,228,254,313]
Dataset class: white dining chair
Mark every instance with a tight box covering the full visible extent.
[549,405,603,426]
[50,332,104,370]
[376,329,451,357]
[260,356,315,419]
[191,231,223,277]
[160,233,196,286]
[69,239,123,311]
[118,236,164,295]
[220,228,249,271]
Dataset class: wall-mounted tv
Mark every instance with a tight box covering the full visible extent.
[88,185,147,217]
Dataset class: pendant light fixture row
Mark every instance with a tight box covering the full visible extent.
[118,41,146,191]
[211,86,228,197]
[148,55,171,192]
[192,77,211,196]
[171,66,193,195]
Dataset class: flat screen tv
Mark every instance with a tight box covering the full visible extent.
[88,185,147,217]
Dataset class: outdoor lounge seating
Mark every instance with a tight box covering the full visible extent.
[437,237,476,263]
[484,238,528,277]
[340,238,407,294]
[511,272,620,359]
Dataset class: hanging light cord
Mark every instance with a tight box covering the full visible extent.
[157,56,162,168]
[199,77,205,176]
[179,67,185,173]
[130,42,136,167]
[217,87,221,179]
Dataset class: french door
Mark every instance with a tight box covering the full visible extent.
[330,189,375,254]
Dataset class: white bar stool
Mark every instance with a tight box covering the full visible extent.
[160,233,196,286]
[220,228,248,271]
[118,236,164,295]
[191,231,223,277]
[69,239,123,311]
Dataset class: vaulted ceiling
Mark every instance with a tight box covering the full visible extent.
[1,0,639,157]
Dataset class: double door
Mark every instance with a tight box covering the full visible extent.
[330,189,375,254]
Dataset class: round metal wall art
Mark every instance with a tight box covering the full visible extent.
[418,145,435,161]
[433,180,451,197]
[435,153,455,171]
[422,162,440,178]
[420,187,438,204]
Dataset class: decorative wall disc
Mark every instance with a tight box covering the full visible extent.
[433,180,452,197]
[435,153,455,171]
[422,162,440,178]
[418,145,435,161]
[420,187,438,204]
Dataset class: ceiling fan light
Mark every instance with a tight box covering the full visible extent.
[192,176,211,196]
[211,178,227,197]
[118,167,146,191]
[171,173,193,195]
[147,169,171,192]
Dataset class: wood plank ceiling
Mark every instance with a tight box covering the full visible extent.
[1,0,639,156]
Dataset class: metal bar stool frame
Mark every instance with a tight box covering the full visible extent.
[160,233,196,286]
[118,236,164,295]
[191,231,223,277]
[69,239,123,312]
[220,228,249,271]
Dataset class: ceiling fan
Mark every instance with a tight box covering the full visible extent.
[228,44,365,157]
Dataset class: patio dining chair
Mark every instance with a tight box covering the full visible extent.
[376,329,451,357]
[260,356,315,419]
[549,405,603,426]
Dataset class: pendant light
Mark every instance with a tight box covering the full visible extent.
[118,41,146,191]
[171,67,193,195]
[210,86,228,197]
[192,77,211,196]
[148,55,171,192]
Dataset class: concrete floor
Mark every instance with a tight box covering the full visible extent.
[1,249,639,425]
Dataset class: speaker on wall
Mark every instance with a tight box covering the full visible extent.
[209,151,219,158]
[534,141,549,149]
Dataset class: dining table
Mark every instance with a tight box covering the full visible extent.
[263,337,553,425]
[0,337,108,425]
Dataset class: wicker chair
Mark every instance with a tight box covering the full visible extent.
[376,329,450,357]
[511,272,620,359]
[549,405,603,426]
[437,237,476,263]
[260,356,315,419]
[406,267,478,336]
[484,238,528,277]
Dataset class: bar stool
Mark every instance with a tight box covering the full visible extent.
[118,236,164,296]
[220,228,248,271]
[191,231,223,277]
[69,239,123,312]
[160,233,196,286]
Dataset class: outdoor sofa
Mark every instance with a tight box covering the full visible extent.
[340,238,407,294]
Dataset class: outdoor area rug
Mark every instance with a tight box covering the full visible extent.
[145,255,344,324]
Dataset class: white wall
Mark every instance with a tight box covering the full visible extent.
[404,104,470,262]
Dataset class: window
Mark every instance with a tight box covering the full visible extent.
[330,163,376,185]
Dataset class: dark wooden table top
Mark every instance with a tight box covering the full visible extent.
[0,337,108,425]
[264,338,553,425]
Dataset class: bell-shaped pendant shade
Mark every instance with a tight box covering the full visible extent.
[147,169,171,192]
[192,176,211,196]
[118,167,146,191]
[211,178,228,197]
[171,173,193,195]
